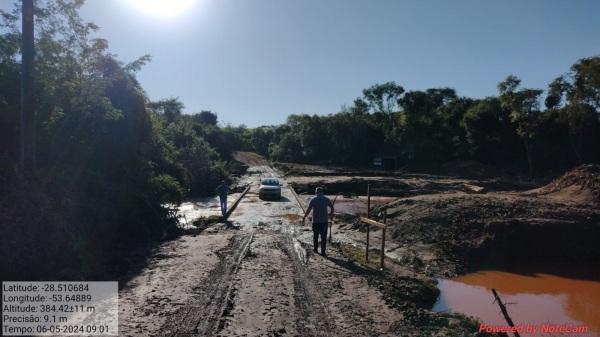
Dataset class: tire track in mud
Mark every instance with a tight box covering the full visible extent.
[280,236,337,337]
[283,235,398,337]
[158,233,253,337]
[213,233,336,337]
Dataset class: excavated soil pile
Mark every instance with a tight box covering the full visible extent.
[379,192,600,277]
[532,164,600,204]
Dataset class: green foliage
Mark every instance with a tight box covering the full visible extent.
[564,103,600,163]
[545,76,571,109]
[146,102,243,196]
[149,174,185,204]
[195,110,218,125]
[0,0,243,279]
[148,98,183,122]
[362,81,405,113]
[462,98,519,164]
[569,56,600,110]
[249,126,275,156]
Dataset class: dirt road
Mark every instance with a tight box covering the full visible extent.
[118,164,403,337]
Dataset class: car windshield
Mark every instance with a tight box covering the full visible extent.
[261,179,279,186]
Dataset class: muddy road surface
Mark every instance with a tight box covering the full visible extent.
[118,165,405,337]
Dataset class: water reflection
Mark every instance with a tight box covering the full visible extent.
[173,194,241,228]
[434,269,600,336]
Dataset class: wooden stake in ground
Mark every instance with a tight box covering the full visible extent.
[365,223,370,262]
[366,184,371,218]
[380,210,386,269]
[223,185,251,220]
[366,184,371,262]
[21,0,35,174]
[492,289,521,337]
[360,217,386,267]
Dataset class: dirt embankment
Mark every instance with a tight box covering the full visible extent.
[280,162,534,198]
[284,161,600,278]
[274,162,405,177]
[374,165,600,277]
[527,164,600,204]
[289,175,530,198]
[234,151,269,166]
[276,160,517,180]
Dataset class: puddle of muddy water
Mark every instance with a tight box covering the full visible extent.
[281,213,302,222]
[172,194,242,229]
[433,268,600,337]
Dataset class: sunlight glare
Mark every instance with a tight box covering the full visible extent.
[127,0,198,18]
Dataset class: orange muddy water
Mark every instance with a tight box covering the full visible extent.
[434,267,600,337]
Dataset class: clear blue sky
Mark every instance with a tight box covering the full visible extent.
[3,0,600,126]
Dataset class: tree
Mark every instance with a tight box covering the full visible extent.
[498,75,543,178]
[269,131,302,162]
[398,88,457,165]
[565,103,599,163]
[437,97,475,159]
[362,82,405,113]
[250,127,274,156]
[195,110,218,125]
[350,98,369,115]
[461,98,516,164]
[148,98,183,122]
[0,0,243,279]
[20,0,35,174]
[568,56,600,111]
[544,57,600,165]
[545,76,571,110]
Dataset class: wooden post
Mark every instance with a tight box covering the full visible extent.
[492,289,521,337]
[224,185,251,219]
[21,0,35,174]
[365,224,370,262]
[366,184,371,218]
[366,184,371,262]
[290,186,307,214]
[360,217,386,267]
[380,210,386,269]
[329,195,339,243]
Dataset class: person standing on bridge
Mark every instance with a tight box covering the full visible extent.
[216,180,229,216]
[303,187,334,257]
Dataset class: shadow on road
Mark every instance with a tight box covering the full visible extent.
[325,256,376,277]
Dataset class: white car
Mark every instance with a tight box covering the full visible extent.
[259,178,282,200]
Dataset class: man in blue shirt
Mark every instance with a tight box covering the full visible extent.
[303,187,334,256]
[216,181,229,216]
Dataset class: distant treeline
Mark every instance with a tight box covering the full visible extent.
[0,1,245,279]
[245,58,600,176]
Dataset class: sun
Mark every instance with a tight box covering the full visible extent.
[127,0,198,18]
